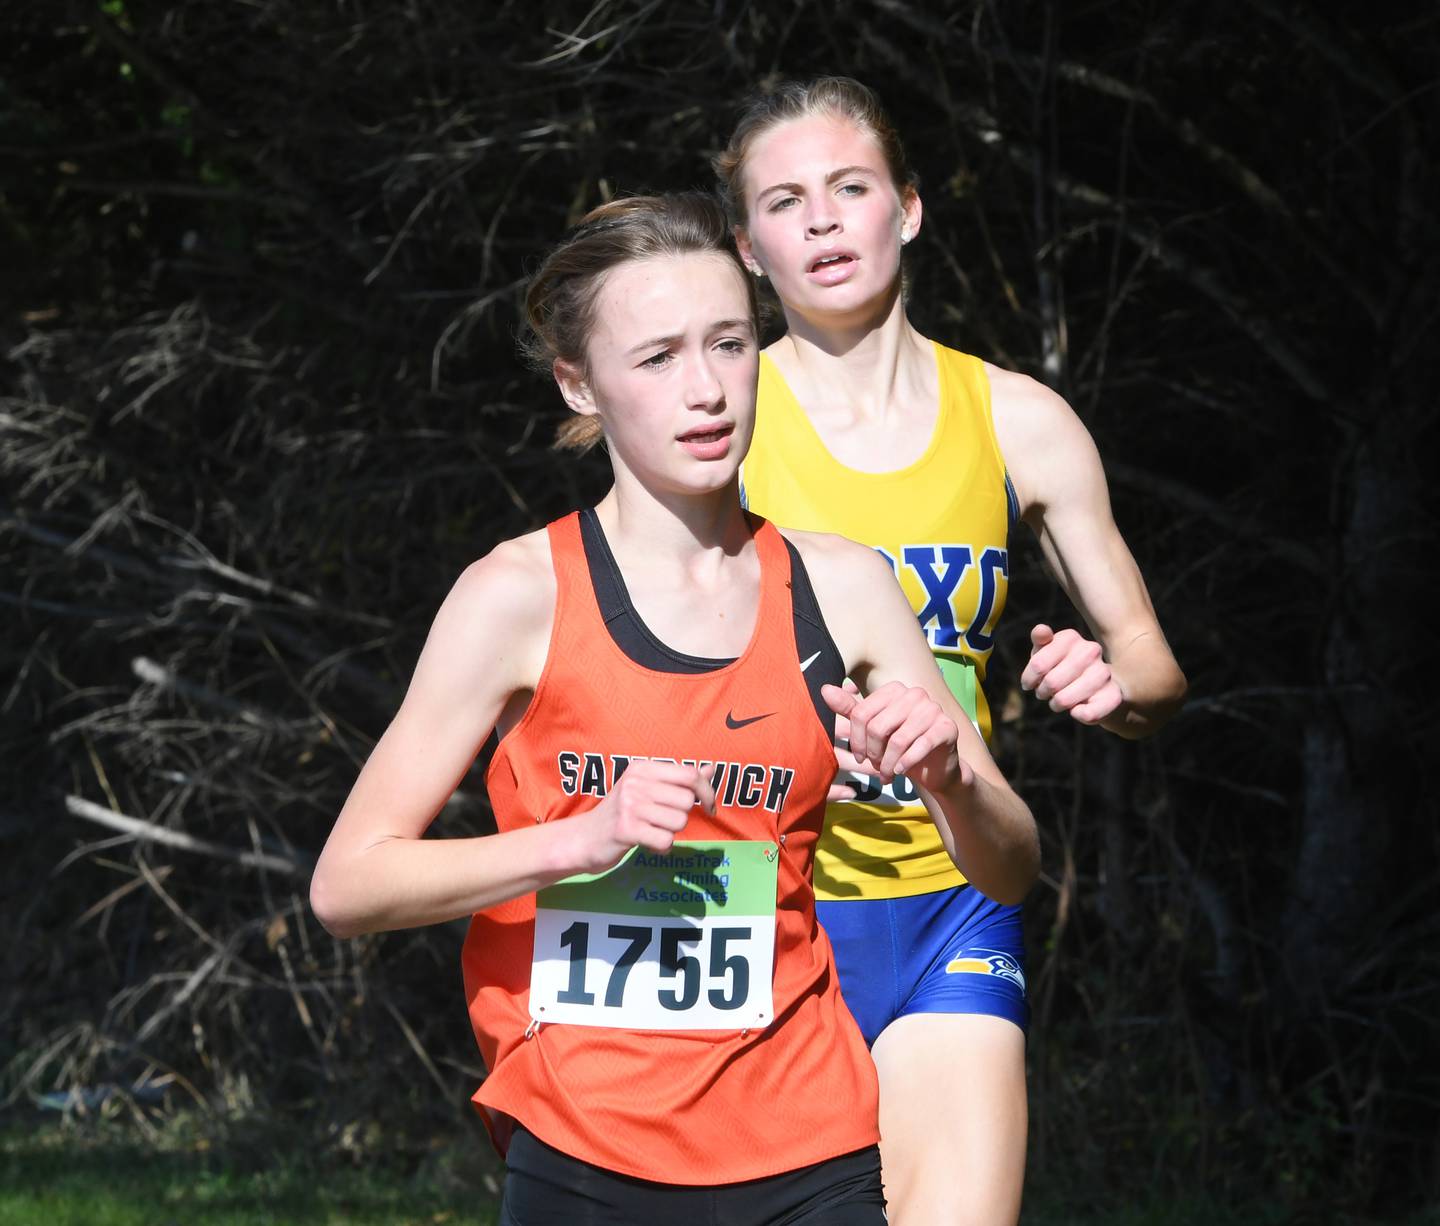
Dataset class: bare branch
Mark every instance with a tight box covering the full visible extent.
[64,796,311,878]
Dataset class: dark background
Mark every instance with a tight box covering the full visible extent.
[3,1,1437,1218]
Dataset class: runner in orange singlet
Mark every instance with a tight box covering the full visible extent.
[311,193,1039,1223]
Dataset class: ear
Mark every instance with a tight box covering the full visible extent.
[553,359,597,417]
[899,188,923,245]
[734,225,763,277]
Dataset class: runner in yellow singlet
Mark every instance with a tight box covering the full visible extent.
[716,78,1188,1226]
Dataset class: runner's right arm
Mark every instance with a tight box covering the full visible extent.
[790,532,1040,905]
[309,534,712,939]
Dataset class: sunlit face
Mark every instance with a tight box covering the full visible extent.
[556,252,758,495]
[736,114,919,324]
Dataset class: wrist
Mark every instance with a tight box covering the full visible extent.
[922,755,975,810]
[538,814,602,882]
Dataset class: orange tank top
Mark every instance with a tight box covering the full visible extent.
[462,512,878,1185]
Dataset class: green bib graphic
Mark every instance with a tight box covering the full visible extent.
[937,655,979,725]
[531,841,778,1030]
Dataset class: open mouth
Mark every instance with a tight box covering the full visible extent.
[678,424,733,444]
[808,252,855,273]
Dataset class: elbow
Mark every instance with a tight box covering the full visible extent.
[1157,660,1189,715]
[1112,664,1189,740]
[991,833,1041,907]
[989,882,1032,908]
[1145,666,1189,735]
[309,867,366,940]
[962,808,1041,907]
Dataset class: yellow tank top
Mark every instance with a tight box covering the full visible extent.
[741,342,1012,900]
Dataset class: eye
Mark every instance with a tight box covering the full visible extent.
[638,350,673,370]
[766,194,798,213]
[714,337,750,356]
[838,182,867,198]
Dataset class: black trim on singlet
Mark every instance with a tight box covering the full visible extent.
[1004,470,1021,531]
[784,536,848,740]
[577,507,844,737]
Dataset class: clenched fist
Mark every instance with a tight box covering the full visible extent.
[576,759,716,874]
[1021,624,1124,725]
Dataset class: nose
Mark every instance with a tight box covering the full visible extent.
[686,354,724,412]
[805,198,839,237]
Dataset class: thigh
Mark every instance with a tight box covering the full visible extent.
[816,897,900,1047]
[871,1013,1027,1226]
[501,1127,696,1226]
[900,887,1029,1031]
[820,889,1029,1049]
[735,1144,886,1226]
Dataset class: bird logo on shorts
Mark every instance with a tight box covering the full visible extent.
[944,949,1026,992]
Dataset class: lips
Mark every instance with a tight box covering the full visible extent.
[807,249,857,274]
[677,423,733,443]
[805,248,860,288]
[676,421,734,461]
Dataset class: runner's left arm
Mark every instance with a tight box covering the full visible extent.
[992,367,1187,738]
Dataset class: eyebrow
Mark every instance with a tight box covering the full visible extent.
[626,318,755,354]
[756,165,880,202]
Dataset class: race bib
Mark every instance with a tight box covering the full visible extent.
[530,841,778,1031]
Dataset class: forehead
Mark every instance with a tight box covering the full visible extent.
[589,252,750,345]
[743,113,888,192]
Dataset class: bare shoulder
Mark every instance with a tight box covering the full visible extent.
[447,527,553,618]
[985,363,1089,446]
[777,527,910,676]
[421,527,555,687]
[983,362,1104,517]
[777,526,892,597]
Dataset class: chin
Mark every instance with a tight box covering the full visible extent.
[672,463,741,497]
[798,284,885,321]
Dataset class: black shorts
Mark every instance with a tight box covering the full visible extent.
[499,1126,886,1226]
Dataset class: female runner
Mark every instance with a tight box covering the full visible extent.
[309,193,1039,1224]
[715,78,1187,1224]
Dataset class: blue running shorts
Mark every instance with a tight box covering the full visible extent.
[817,886,1028,1047]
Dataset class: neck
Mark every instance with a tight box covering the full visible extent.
[595,469,752,574]
[774,287,930,417]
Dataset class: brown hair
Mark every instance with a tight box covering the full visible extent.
[522,193,757,452]
[713,76,917,226]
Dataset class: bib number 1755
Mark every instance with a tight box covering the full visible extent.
[531,911,774,1030]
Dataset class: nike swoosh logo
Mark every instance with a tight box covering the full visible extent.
[725,710,774,730]
[799,650,822,672]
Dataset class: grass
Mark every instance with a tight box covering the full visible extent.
[4,1118,1436,1225]
[0,1121,500,1226]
